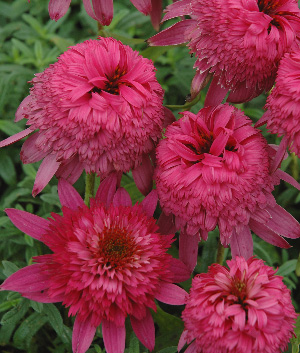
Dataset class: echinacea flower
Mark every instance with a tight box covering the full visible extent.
[0,37,169,196]
[48,0,163,30]
[148,0,300,104]
[256,49,300,158]
[155,104,300,270]
[179,256,297,353]
[0,176,188,353]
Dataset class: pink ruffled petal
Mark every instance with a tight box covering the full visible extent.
[102,319,125,353]
[0,128,32,148]
[185,341,199,353]
[255,110,270,128]
[162,106,176,128]
[0,264,50,293]
[179,230,199,272]
[155,282,187,305]
[48,0,72,21]
[112,187,132,207]
[55,155,84,184]
[230,226,253,260]
[140,189,158,217]
[15,95,31,122]
[249,219,291,248]
[204,76,228,107]
[270,136,289,173]
[132,154,154,196]
[32,154,61,197]
[72,316,97,353]
[190,70,210,100]
[20,133,48,163]
[265,204,300,239]
[92,0,113,26]
[58,178,85,210]
[130,309,155,351]
[162,0,192,22]
[149,0,162,31]
[130,0,152,15]
[148,20,196,46]
[95,173,118,206]
[5,208,50,241]
[168,258,191,282]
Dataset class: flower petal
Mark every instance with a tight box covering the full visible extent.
[132,154,154,196]
[20,133,48,163]
[140,189,158,217]
[130,0,152,15]
[48,0,71,21]
[179,230,199,272]
[72,316,97,353]
[95,173,118,206]
[204,76,228,107]
[149,0,162,31]
[58,178,85,210]
[113,187,132,207]
[230,226,253,260]
[168,258,191,282]
[32,154,61,197]
[130,309,155,351]
[5,209,50,241]
[92,0,113,25]
[102,319,125,353]
[0,128,32,148]
[155,282,187,305]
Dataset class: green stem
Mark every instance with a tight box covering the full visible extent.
[291,152,299,181]
[166,91,202,111]
[216,240,225,265]
[296,251,300,277]
[84,173,96,206]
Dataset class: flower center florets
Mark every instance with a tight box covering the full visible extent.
[91,65,127,95]
[258,0,280,14]
[98,226,137,268]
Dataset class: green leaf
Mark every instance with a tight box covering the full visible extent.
[40,193,61,207]
[22,163,37,179]
[141,46,171,62]
[22,14,45,36]
[291,315,300,353]
[30,301,44,313]
[0,120,23,136]
[1,299,29,326]
[13,312,48,349]
[2,260,19,277]
[128,332,140,353]
[276,260,297,277]
[43,303,64,337]
[0,298,21,313]
[157,347,178,353]
[11,38,34,58]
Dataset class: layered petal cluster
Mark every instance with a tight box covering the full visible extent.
[0,177,188,353]
[257,49,300,157]
[155,104,300,268]
[48,0,162,29]
[179,256,297,353]
[149,0,300,104]
[0,37,166,196]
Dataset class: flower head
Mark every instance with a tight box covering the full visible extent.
[155,104,300,269]
[48,0,161,29]
[149,0,300,103]
[180,256,297,353]
[0,177,188,353]
[0,37,166,196]
[258,49,300,157]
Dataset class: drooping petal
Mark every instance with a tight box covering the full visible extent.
[162,0,192,22]
[178,330,189,352]
[270,136,289,173]
[162,106,176,128]
[179,230,199,272]
[140,189,158,217]
[95,173,118,206]
[20,133,48,163]
[149,0,162,31]
[55,156,84,184]
[15,95,31,122]
[148,20,196,46]
[276,169,300,191]
[92,0,113,25]
[249,219,291,248]
[157,211,177,235]
[102,319,126,353]
[48,0,71,21]
[190,70,211,100]
[0,264,50,293]
[130,309,155,351]
[112,187,132,207]
[168,258,191,282]
[82,0,98,20]
[0,128,32,148]
[5,209,50,241]
[155,282,187,305]
[72,316,97,353]
[58,178,85,210]
[21,289,64,303]
[132,154,154,196]
[130,0,152,15]
[32,154,61,197]
[204,77,228,107]
[230,226,253,260]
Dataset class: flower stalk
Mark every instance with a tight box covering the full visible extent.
[84,172,96,206]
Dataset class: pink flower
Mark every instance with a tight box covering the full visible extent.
[0,176,188,353]
[48,0,162,29]
[179,256,297,353]
[155,104,300,270]
[148,0,300,104]
[0,37,168,196]
[257,49,300,157]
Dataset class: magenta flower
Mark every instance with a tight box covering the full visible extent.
[179,256,297,353]
[0,37,168,196]
[257,49,300,158]
[48,0,163,29]
[155,104,300,270]
[0,176,188,353]
[148,0,300,104]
